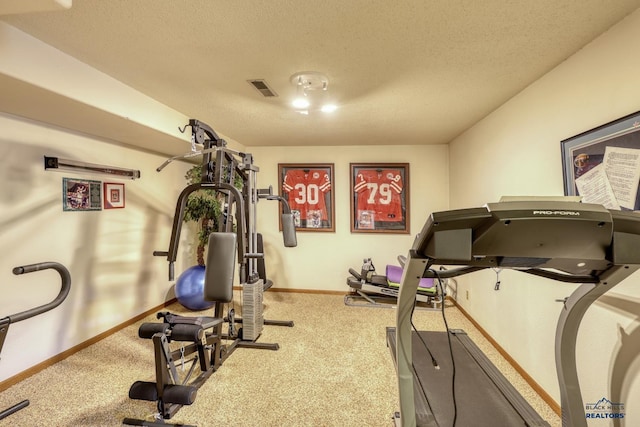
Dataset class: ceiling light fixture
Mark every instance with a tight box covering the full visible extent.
[290,71,337,114]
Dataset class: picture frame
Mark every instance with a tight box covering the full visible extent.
[278,163,335,232]
[350,163,410,233]
[103,182,125,209]
[561,111,640,211]
[62,177,102,211]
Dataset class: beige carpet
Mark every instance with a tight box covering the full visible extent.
[0,292,560,426]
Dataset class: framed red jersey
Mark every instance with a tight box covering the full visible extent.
[279,163,335,232]
[350,163,410,233]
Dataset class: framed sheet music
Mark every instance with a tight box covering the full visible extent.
[562,111,640,210]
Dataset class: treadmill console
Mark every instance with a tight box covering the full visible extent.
[411,201,640,276]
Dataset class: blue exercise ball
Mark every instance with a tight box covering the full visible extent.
[175,265,215,311]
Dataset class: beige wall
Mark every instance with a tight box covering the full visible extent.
[449,8,640,423]
[0,113,193,381]
[0,22,201,383]
[251,144,449,292]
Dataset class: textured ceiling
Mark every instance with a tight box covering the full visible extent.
[3,0,640,148]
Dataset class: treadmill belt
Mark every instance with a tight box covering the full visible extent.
[387,328,549,427]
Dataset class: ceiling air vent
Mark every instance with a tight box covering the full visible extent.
[248,79,278,97]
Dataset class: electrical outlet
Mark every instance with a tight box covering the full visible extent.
[466,290,469,300]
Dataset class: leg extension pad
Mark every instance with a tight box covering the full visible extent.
[128,381,197,405]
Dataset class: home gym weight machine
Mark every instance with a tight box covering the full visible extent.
[157,119,297,340]
[124,119,297,426]
[0,262,71,420]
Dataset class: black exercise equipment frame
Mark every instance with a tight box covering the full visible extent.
[125,120,296,426]
[155,119,297,284]
[0,262,71,421]
[126,233,244,426]
[154,119,296,340]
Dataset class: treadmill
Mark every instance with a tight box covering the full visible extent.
[391,200,640,427]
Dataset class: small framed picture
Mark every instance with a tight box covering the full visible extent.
[103,182,125,209]
[278,163,335,232]
[350,163,410,234]
[63,178,102,211]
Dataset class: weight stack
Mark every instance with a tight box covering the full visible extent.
[242,279,264,341]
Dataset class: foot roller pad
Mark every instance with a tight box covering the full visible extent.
[128,382,197,406]
[123,418,197,427]
[138,323,170,339]
[129,381,158,402]
[163,384,198,405]
[170,323,205,342]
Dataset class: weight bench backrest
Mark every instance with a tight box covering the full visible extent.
[204,232,236,303]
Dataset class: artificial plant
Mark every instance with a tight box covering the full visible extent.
[183,164,222,266]
[182,163,243,266]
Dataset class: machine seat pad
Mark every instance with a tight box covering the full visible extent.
[371,275,388,286]
[159,312,221,329]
